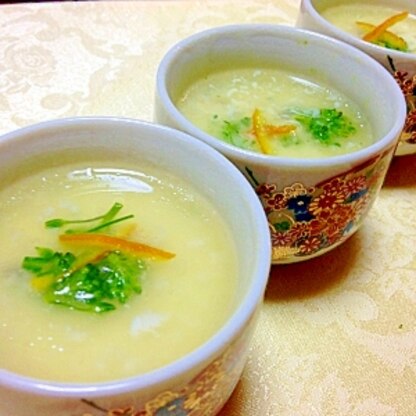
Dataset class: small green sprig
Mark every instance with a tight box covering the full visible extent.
[45,202,133,234]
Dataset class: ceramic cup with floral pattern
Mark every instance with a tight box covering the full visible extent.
[154,24,406,264]
[0,117,271,416]
[296,0,416,156]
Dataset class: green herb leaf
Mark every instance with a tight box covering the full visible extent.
[45,251,146,313]
[220,117,253,150]
[23,203,166,312]
[22,247,76,277]
[222,117,250,140]
[24,249,146,313]
[294,108,356,144]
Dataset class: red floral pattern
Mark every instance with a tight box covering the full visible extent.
[251,150,393,262]
[389,55,416,146]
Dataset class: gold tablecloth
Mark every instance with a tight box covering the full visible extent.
[0,1,415,415]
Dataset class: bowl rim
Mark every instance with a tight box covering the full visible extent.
[155,23,407,168]
[299,0,416,62]
[0,116,272,397]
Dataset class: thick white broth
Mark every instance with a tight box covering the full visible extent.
[0,158,237,382]
[321,2,416,54]
[177,67,374,158]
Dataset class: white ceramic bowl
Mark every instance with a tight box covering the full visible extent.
[0,117,271,416]
[154,24,407,264]
[296,0,416,156]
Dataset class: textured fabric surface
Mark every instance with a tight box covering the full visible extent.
[0,1,415,415]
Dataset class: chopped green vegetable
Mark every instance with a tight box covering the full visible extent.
[22,247,75,277]
[220,117,254,150]
[44,251,146,313]
[22,202,156,313]
[23,249,146,313]
[293,108,356,144]
[218,108,357,152]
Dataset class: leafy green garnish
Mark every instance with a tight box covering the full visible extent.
[280,134,301,148]
[22,202,150,313]
[294,108,356,145]
[220,117,253,150]
[45,252,145,313]
[23,249,146,313]
[22,247,76,277]
[222,117,250,140]
[45,202,133,234]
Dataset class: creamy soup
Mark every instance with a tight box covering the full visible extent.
[0,156,237,382]
[321,1,416,53]
[177,67,373,158]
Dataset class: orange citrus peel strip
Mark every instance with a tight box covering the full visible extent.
[265,124,297,135]
[64,223,139,272]
[356,21,408,51]
[59,233,175,260]
[252,108,273,154]
[252,109,296,155]
[361,11,409,43]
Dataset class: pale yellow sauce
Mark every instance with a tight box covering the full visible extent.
[0,158,237,382]
[321,2,416,54]
[177,67,373,158]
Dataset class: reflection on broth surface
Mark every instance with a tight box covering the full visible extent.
[0,158,237,382]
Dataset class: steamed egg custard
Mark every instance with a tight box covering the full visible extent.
[177,66,374,158]
[321,2,416,53]
[0,156,237,382]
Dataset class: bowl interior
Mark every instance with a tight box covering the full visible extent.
[304,0,416,60]
[159,25,405,156]
[0,117,271,393]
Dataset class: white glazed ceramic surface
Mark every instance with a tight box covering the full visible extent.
[296,0,416,156]
[0,117,271,416]
[154,24,407,264]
